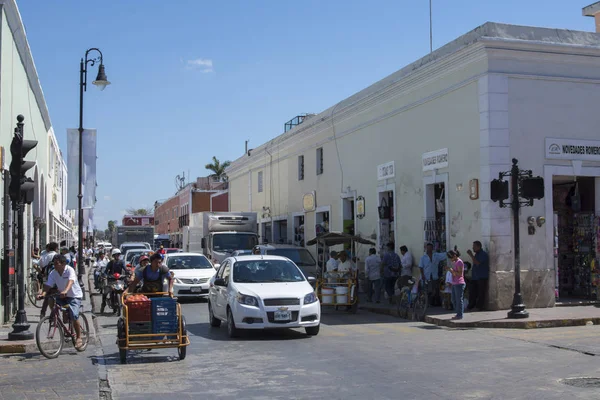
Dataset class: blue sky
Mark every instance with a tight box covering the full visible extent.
[17,0,596,230]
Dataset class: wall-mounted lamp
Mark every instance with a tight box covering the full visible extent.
[456,183,463,191]
[536,216,545,227]
[527,216,536,235]
[469,179,479,200]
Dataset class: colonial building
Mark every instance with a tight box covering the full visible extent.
[227,21,600,310]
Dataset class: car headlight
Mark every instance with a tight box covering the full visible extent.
[237,293,259,307]
[304,292,318,304]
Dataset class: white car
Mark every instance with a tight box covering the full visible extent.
[208,255,321,338]
[165,252,217,298]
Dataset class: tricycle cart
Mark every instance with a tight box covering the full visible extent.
[306,232,375,314]
[116,292,190,364]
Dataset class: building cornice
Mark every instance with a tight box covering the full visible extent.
[0,0,52,131]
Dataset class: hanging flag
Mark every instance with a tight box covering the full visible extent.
[67,129,97,209]
[82,208,94,228]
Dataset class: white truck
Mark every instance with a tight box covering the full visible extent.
[182,212,259,264]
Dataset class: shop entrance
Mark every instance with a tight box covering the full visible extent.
[315,209,330,264]
[378,191,394,251]
[292,214,305,247]
[273,218,288,244]
[553,176,598,299]
[424,182,447,252]
[261,222,272,244]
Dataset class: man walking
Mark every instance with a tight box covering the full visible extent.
[419,242,446,307]
[398,245,414,289]
[466,240,489,311]
[364,248,382,303]
[381,242,401,304]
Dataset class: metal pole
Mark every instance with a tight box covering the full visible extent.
[429,0,433,53]
[508,158,529,319]
[78,57,86,300]
[2,170,10,324]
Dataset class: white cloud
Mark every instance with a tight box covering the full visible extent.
[103,195,111,201]
[185,58,214,73]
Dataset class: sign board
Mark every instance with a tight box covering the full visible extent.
[356,196,365,219]
[377,161,395,181]
[302,192,316,212]
[545,138,600,161]
[422,148,448,171]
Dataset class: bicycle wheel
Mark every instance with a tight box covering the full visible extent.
[36,316,64,359]
[413,290,429,322]
[71,313,90,352]
[397,291,410,319]
[27,277,42,308]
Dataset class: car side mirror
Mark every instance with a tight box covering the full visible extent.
[214,264,220,270]
[214,278,226,286]
[307,276,316,284]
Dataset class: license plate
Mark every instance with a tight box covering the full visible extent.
[274,310,291,321]
[191,287,203,293]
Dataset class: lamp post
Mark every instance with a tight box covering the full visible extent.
[77,48,110,297]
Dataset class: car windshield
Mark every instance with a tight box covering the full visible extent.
[233,259,305,283]
[166,255,213,270]
[166,249,179,254]
[122,245,145,253]
[213,234,258,252]
[234,250,252,256]
[266,248,316,266]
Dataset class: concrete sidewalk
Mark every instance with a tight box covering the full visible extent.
[358,296,600,329]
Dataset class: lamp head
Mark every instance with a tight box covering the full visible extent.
[527,216,535,226]
[92,64,110,91]
[536,216,546,227]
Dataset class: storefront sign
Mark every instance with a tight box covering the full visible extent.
[422,148,448,171]
[356,196,365,219]
[377,161,395,180]
[545,138,600,161]
[302,191,316,212]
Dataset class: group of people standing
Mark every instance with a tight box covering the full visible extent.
[358,240,489,320]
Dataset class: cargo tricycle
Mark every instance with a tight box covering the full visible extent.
[116,292,190,364]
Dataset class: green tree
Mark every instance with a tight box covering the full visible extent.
[108,220,116,232]
[205,156,231,182]
[125,208,153,216]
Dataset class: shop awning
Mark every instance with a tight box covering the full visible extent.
[305,232,376,247]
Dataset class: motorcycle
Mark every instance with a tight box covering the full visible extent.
[101,272,129,316]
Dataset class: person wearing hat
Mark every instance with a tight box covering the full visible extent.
[252,246,262,255]
[157,245,166,256]
[127,253,174,294]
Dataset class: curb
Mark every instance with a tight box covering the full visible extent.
[359,305,600,330]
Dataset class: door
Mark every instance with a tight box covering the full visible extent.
[214,261,231,319]
[209,262,225,317]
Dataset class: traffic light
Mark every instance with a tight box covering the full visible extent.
[490,179,509,202]
[521,176,544,200]
[8,129,37,207]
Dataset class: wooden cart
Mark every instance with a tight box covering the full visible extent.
[116,292,190,364]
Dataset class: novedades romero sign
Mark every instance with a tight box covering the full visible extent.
[422,148,448,171]
[545,138,600,161]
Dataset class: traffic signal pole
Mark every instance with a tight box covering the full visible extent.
[8,115,36,340]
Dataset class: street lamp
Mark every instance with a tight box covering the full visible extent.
[77,48,109,296]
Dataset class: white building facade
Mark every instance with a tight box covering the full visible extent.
[227,22,600,310]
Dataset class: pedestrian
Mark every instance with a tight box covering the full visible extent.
[364,248,382,303]
[325,251,339,280]
[381,242,401,304]
[418,242,446,307]
[446,249,465,320]
[466,240,489,311]
[398,245,414,289]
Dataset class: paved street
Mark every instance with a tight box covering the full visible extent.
[91,298,600,400]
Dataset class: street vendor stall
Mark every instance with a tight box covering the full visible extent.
[306,232,375,313]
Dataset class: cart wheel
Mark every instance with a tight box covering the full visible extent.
[117,318,127,364]
[178,316,187,361]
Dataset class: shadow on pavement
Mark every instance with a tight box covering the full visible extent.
[318,308,414,326]
[96,351,181,365]
[186,322,312,342]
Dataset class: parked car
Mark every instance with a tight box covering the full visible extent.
[165,252,217,298]
[254,244,318,278]
[208,255,320,338]
[120,242,151,255]
[230,250,252,257]
[165,248,182,254]
[123,249,153,269]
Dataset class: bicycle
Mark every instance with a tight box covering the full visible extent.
[27,267,43,308]
[397,278,428,321]
[35,294,90,359]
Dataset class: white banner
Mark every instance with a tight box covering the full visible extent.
[82,208,94,228]
[67,129,97,209]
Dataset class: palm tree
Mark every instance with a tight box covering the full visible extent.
[126,208,153,216]
[205,156,231,182]
[108,220,116,233]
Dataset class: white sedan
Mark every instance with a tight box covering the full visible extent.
[165,252,217,298]
[208,255,321,338]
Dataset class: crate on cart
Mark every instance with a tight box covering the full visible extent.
[151,297,178,322]
[125,298,151,322]
[129,321,152,341]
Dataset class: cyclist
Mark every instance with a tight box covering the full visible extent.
[127,253,174,294]
[37,254,84,349]
[39,242,59,318]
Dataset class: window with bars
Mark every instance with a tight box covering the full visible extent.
[298,155,304,180]
[258,171,264,193]
[316,147,324,175]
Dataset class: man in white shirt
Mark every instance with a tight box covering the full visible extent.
[39,242,59,318]
[399,245,414,289]
[337,251,357,273]
[326,251,339,272]
[38,254,85,349]
[364,248,382,303]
